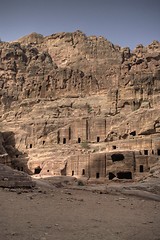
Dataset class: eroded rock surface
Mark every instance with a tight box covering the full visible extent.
[0,164,35,188]
[0,31,160,180]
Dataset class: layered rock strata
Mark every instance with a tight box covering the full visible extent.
[0,31,160,180]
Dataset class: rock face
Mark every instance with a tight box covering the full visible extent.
[0,164,35,188]
[0,31,160,180]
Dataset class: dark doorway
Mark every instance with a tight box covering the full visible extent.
[69,127,71,140]
[96,172,100,179]
[82,169,85,175]
[157,149,160,156]
[63,138,66,144]
[34,166,42,174]
[78,137,81,143]
[111,154,124,162]
[97,136,100,142]
[112,145,117,149]
[109,172,116,180]
[72,170,74,176]
[30,144,32,149]
[43,141,45,145]
[144,150,148,155]
[117,172,132,179]
[139,165,144,173]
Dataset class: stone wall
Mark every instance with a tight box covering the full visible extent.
[66,149,158,180]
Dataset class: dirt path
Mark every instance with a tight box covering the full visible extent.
[0,186,160,240]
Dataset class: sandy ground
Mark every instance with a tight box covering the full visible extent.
[0,178,160,240]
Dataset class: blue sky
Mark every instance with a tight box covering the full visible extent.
[0,0,160,49]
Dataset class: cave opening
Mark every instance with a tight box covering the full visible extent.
[34,166,42,174]
[130,131,136,136]
[117,172,132,179]
[111,154,124,162]
[109,172,116,180]
[157,149,160,156]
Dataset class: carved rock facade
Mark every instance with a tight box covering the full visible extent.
[0,31,160,180]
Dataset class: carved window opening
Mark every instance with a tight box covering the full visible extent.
[97,136,100,142]
[63,138,66,144]
[157,149,160,156]
[130,131,136,136]
[78,137,81,143]
[96,172,100,179]
[117,171,132,179]
[139,165,144,173]
[69,127,71,140]
[30,144,32,149]
[82,169,85,175]
[111,154,124,162]
[72,170,74,176]
[109,172,116,180]
[144,150,148,155]
[34,166,42,174]
[112,145,116,149]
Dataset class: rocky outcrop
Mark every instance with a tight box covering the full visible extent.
[0,31,160,180]
[0,164,35,188]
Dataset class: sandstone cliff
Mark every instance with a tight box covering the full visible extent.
[0,31,160,180]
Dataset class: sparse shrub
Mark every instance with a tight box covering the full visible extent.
[86,103,92,113]
[81,141,90,149]
[77,180,84,186]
